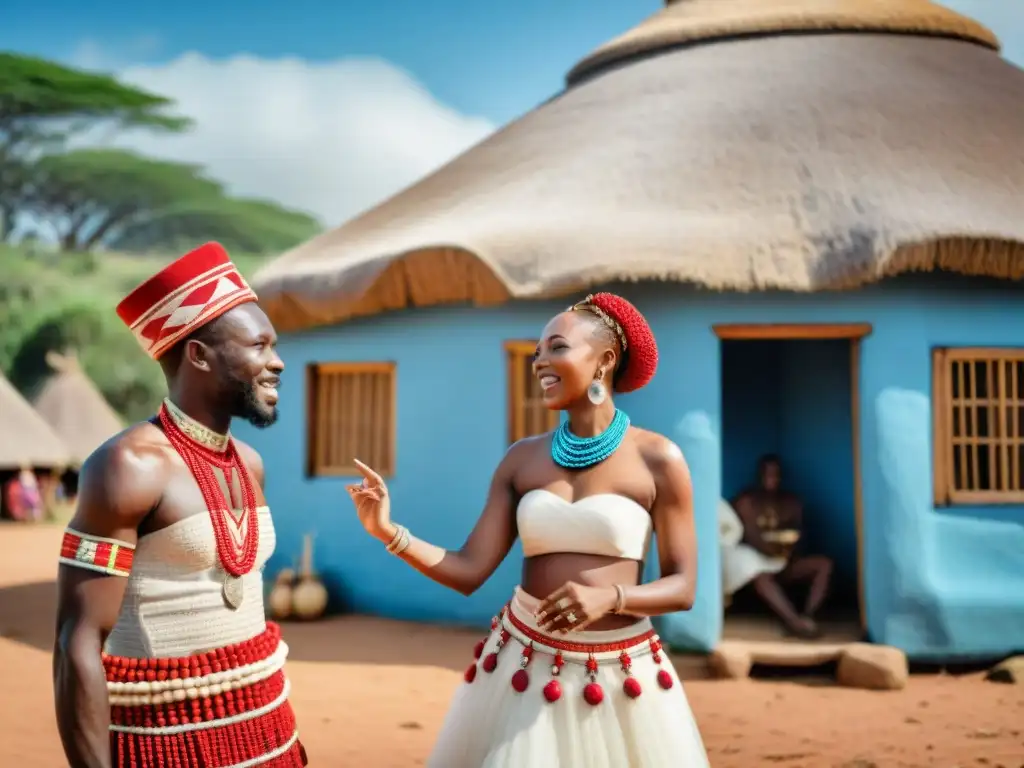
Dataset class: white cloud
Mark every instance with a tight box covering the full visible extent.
[71,35,163,72]
[83,52,494,227]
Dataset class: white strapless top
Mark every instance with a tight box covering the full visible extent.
[517,489,653,560]
[105,507,274,658]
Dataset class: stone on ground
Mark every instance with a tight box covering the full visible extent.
[985,655,1024,684]
[709,645,753,679]
[836,643,908,690]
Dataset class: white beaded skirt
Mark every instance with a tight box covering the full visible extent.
[427,587,710,767]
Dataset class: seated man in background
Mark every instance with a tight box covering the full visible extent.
[728,454,833,638]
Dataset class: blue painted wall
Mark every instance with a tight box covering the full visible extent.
[721,339,858,602]
[237,274,1024,661]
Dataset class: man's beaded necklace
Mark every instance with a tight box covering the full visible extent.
[550,409,630,469]
[163,398,229,452]
[159,399,259,608]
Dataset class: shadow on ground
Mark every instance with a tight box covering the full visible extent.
[0,579,475,672]
[277,614,476,671]
[0,581,56,652]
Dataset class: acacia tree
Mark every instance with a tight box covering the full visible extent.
[26,149,323,253]
[0,53,189,239]
[109,196,323,255]
[26,149,225,250]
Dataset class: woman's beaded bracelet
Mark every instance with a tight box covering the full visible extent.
[386,524,411,555]
[394,527,411,555]
[612,584,627,614]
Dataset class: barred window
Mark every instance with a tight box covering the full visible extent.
[307,362,396,477]
[506,341,558,444]
[933,348,1024,504]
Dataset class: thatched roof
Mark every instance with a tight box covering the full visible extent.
[569,0,1000,83]
[0,369,69,470]
[252,0,1024,333]
[32,352,123,468]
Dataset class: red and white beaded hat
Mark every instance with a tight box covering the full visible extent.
[116,242,258,360]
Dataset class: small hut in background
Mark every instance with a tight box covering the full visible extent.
[0,369,69,519]
[33,351,124,498]
[241,0,1024,661]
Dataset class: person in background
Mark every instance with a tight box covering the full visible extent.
[729,454,834,638]
[4,466,44,522]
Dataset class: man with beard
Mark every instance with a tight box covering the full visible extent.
[53,242,307,768]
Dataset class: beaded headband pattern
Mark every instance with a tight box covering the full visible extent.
[569,295,628,352]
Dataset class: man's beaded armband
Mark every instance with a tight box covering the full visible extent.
[59,528,135,577]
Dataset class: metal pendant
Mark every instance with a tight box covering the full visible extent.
[222,573,245,610]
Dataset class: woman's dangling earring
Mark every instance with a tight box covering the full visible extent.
[587,370,608,406]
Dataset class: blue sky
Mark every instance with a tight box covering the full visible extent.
[4,0,669,124]
[2,1,1021,227]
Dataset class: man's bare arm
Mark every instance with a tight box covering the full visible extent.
[53,438,166,768]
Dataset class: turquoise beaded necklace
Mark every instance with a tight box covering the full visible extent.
[550,409,631,469]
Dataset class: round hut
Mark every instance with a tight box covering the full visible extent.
[245,0,1024,661]
[33,351,124,469]
[0,370,69,471]
[252,0,1024,331]
[0,369,69,519]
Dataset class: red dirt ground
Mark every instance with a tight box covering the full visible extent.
[1,523,1020,767]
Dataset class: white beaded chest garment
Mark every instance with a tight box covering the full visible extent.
[105,506,275,658]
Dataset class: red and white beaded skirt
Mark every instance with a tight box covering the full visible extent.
[104,622,306,768]
[427,588,710,768]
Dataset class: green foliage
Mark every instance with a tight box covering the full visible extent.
[0,243,78,373]
[0,52,322,254]
[8,298,166,423]
[110,196,322,255]
[0,52,191,240]
[27,149,225,250]
[0,53,189,132]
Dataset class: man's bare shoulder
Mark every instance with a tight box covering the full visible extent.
[77,421,173,514]
[89,419,169,461]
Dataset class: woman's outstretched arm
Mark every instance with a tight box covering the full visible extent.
[349,441,531,596]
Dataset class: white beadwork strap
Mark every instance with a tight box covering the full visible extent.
[109,678,292,735]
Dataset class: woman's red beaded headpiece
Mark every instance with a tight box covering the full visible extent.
[569,292,658,393]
